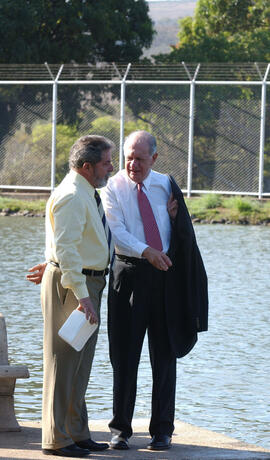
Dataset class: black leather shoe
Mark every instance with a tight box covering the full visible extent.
[76,438,109,451]
[43,443,90,457]
[110,435,129,450]
[147,434,172,450]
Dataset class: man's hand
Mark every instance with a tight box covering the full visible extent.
[167,193,178,220]
[78,297,98,324]
[26,263,47,284]
[142,247,172,271]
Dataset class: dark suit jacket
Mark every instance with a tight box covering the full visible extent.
[165,175,208,358]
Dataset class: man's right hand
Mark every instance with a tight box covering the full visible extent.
[79,297,98,324]
[26,262,47,284]
[142,247,172,271]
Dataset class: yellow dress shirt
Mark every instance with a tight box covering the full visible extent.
[45,169,109,300]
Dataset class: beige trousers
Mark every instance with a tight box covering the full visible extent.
[41,263,106,449]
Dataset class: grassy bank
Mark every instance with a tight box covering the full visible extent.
[1,194,270,224]
[186,194,270,225]
[0,196,47,216]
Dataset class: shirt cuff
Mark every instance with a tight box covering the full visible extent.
[72,284,89,301]
[136,243,149,258]
[115,242,148,259]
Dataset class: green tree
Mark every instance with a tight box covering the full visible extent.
[155,0,270,63]
[0,0,154,184]
[1,114,151,186]
[0,0,154,63]
[151,0,270,192]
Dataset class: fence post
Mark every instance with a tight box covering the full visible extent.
[183,63,200,198]
[119,64,131,170]
[258,63,270,199]
[51,81,58,190]
[48,64,64,191]
[187,80,195,198]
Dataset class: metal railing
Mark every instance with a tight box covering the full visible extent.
[0,62,269,198]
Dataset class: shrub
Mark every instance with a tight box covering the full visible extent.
[223,196,259,213]
[198,194,223,209]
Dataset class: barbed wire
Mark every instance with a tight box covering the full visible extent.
[0,62,269,82]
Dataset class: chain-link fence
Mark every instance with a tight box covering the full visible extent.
[0,63,269,197]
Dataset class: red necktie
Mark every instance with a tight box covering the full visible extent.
[137,183,163,251]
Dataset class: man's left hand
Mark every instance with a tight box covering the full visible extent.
[142,247,172,271]
[79,297,98,324]
[167,193,178,220]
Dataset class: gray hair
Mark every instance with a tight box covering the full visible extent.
[69,135,115,169]
[124,130,157,156]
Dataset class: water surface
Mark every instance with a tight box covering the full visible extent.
[0,217,269,449]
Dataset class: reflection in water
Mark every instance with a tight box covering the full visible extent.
[0,217,269,448]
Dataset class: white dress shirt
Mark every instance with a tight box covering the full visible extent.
[101,169,172,258]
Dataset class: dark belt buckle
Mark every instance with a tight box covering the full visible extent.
[116,255,145,265]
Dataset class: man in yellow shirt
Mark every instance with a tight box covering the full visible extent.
[27,135,114,457]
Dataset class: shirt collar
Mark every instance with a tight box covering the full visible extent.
[69,169,95,197]
[142,170,152,191]
[125,169,153,191]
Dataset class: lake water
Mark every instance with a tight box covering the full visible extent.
[0,217,269,449]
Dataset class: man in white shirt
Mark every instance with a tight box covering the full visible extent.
[101,130,208,451]
[27,135,114,457]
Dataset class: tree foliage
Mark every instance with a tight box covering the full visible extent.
[0,0,154,64]
[0,0,154,178]
[155,0,270,62]
[149,0,270,192]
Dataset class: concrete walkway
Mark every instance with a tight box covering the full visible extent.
[0,419,269,460]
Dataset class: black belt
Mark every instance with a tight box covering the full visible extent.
[82,268,109,276]
[116,254,148,265]
[49,261,108,277]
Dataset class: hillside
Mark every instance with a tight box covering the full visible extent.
[144,1,197,57]
[148,1,197,21]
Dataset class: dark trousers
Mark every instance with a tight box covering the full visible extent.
[108,256,176,439]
